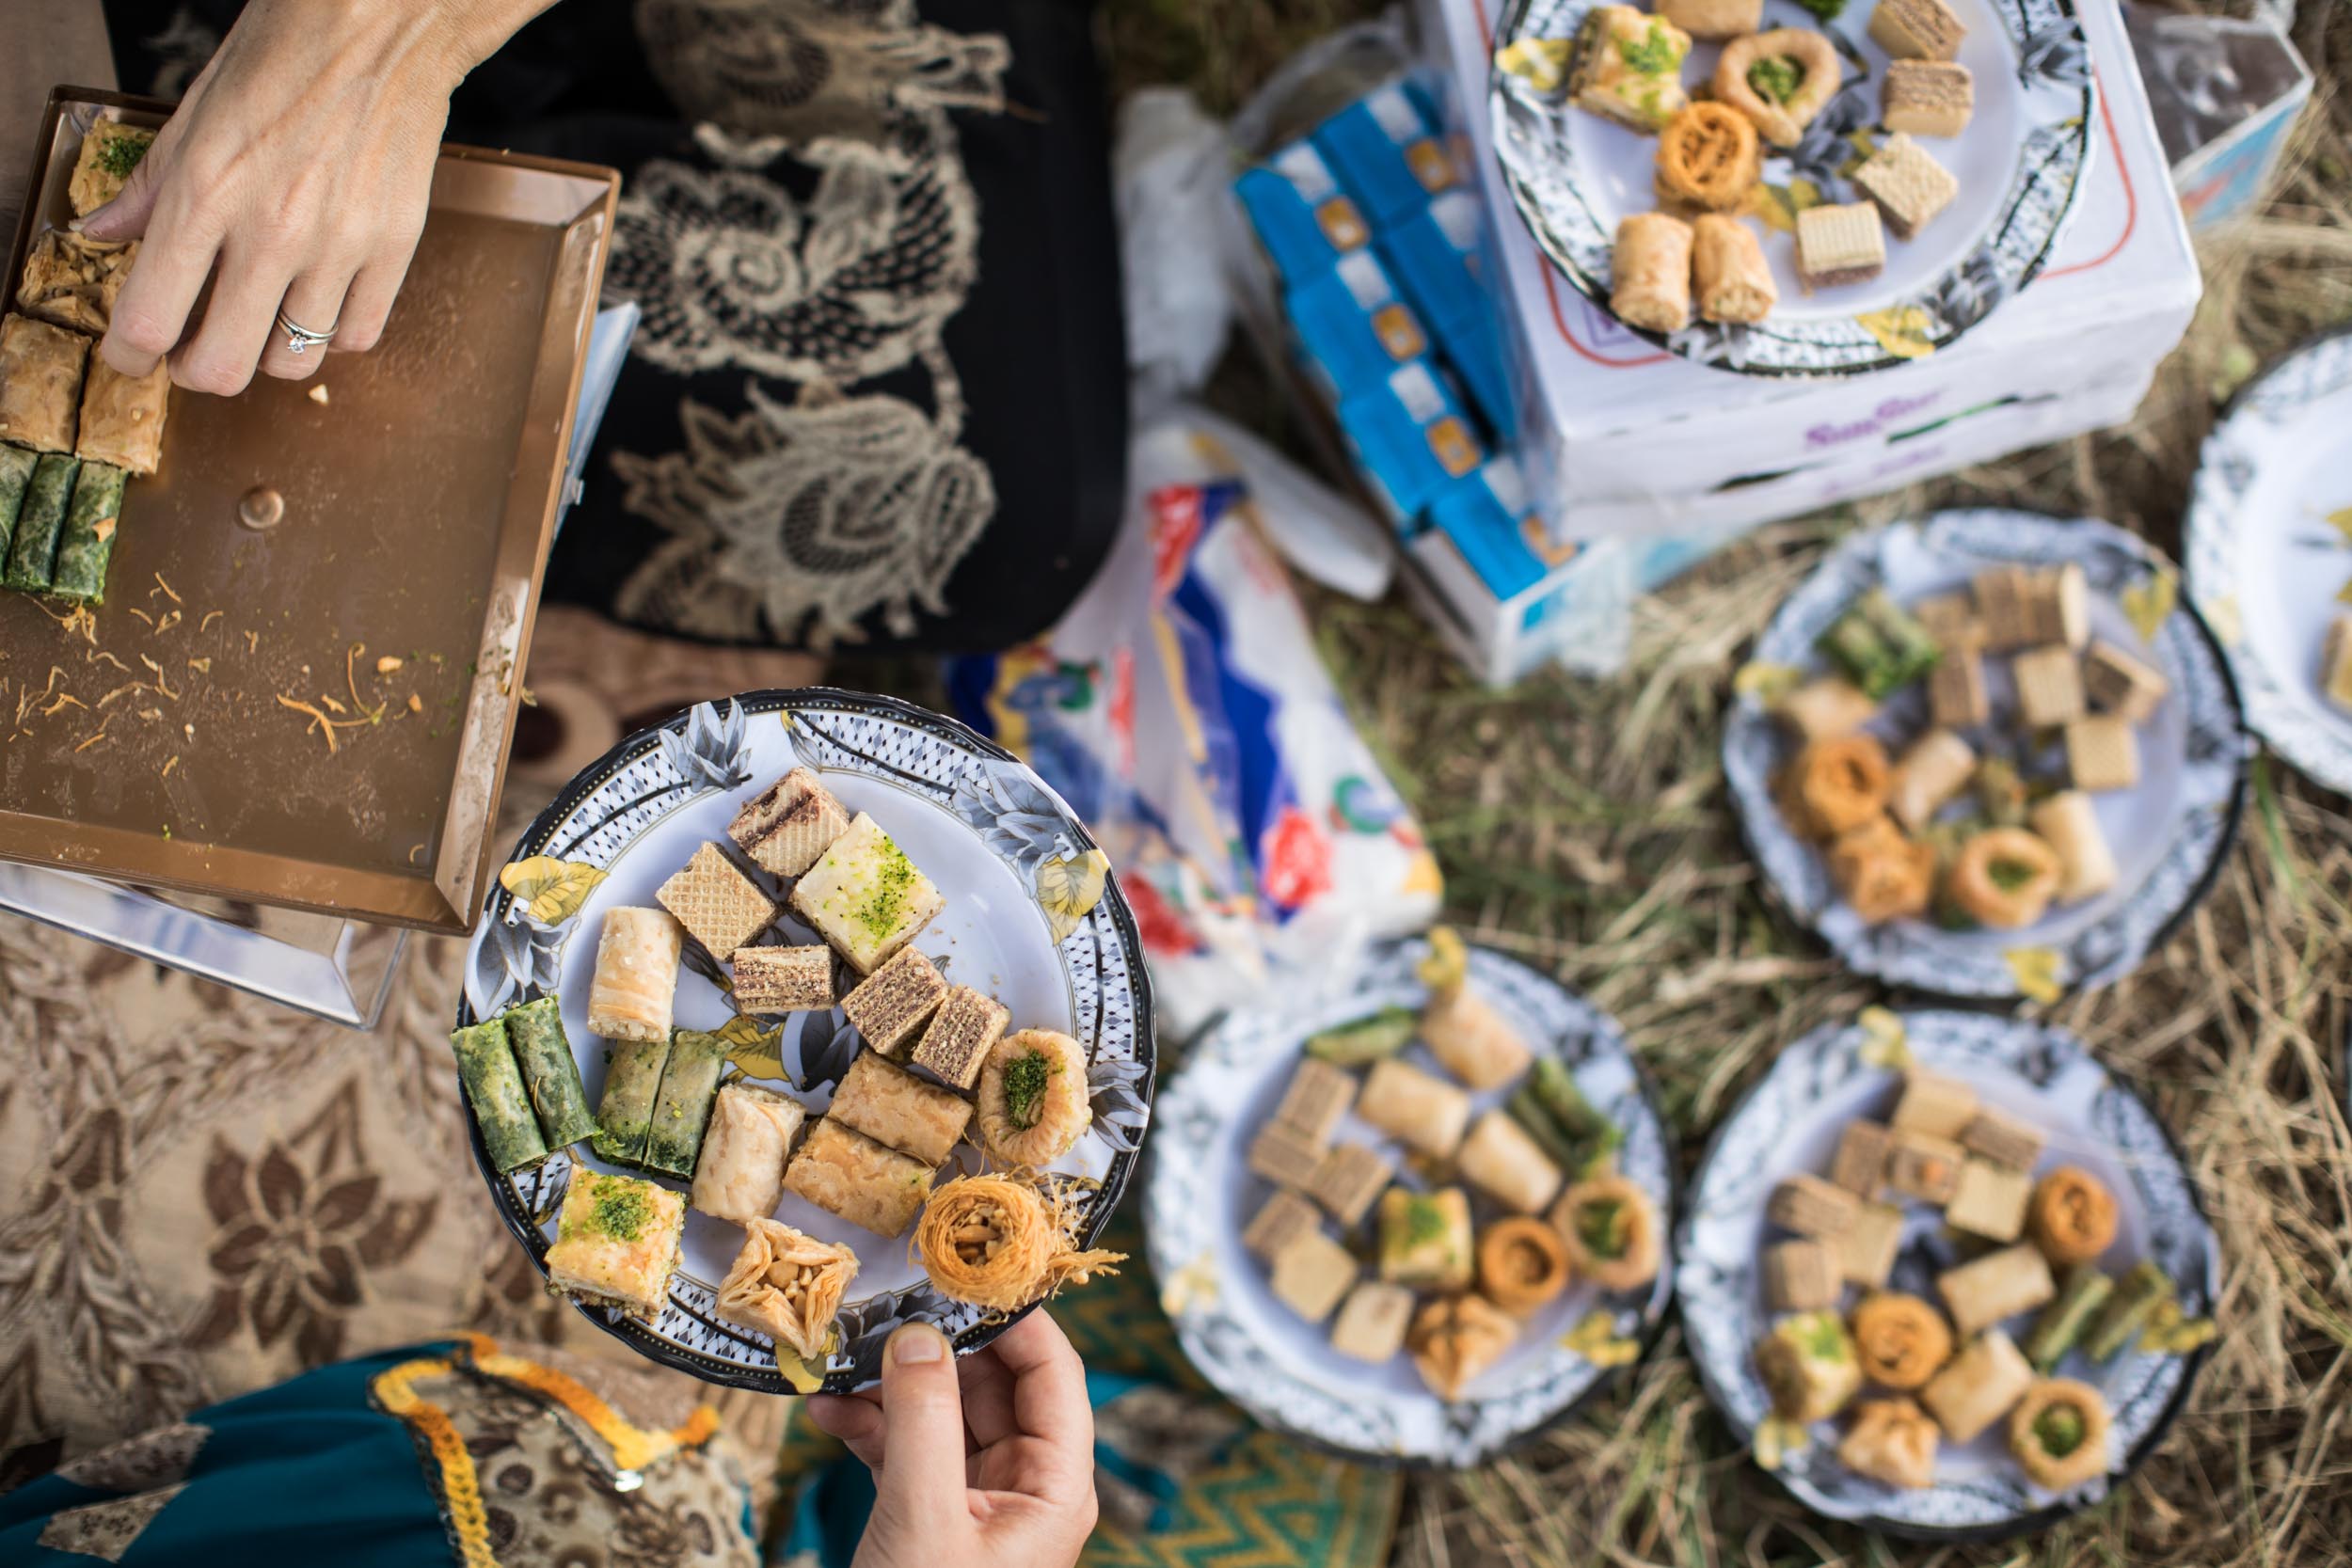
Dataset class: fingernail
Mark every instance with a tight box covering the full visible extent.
[888,1324,946,1366]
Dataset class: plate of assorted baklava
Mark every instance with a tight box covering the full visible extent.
[1145,932,1675,1466]
[1677,1008,2217,1538]
[1489,0,2093,373]
[2184,325,2352,798]
[452,690,1152,1393]
[1724,509,2248,1001]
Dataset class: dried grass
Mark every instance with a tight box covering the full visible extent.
[1093,1,2352,1562]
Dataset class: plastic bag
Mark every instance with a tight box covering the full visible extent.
[947,416,1442,1036]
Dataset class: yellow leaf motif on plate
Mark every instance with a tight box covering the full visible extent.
[1733,660,1804,705]
[2122,567,2178,643]
[2202,593,2242,647]
[1746,185,1795,234]
[715,1013,790,1083]
[2005,947,2063,1004]
[1855,307,1936,361]
[1856,1006,1911,1069]
[2326,505,2352,545]
[1159,1252,1218,1318]
[1036,848,1110,942]
[775,1333,834,1393]
[1562,1309,1639,1367]
[2336,578,2352,606]
[1754,1417,1811,1471]
[498,856,610,925]
[1496,38,1574,93]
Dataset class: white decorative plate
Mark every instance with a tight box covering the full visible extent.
[1677,1009,2217,1539]
[1491,0,2094,375]
[2185,325,2352,797]
[455,689,1154,1393]
[1724,509,2248,1000]
[1144,938,1674,1467]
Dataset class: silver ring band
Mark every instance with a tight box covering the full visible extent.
[275,307,338,357]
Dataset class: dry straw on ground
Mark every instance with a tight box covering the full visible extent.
[1102,1,2352,1563]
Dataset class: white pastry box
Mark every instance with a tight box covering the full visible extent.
[1406,0,2201,683]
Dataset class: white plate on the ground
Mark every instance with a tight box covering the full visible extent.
[1677,1009,2217,1538]
[2185,326,2352,797]
[455,690,1153,1393]
[1144,938,1674,1467]
[1724,510,2248,999]
[1491,0,2094,374]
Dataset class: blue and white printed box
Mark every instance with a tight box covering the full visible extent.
[1337,359,1486,526]
[1286,249,1433,403]
[1311,80,1458,229]
[1233,142,1374,285]
[1377,190,1486,343]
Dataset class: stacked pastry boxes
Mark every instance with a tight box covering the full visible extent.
[1392,0,2201,684]
[1233,83,1523,539]
[0,120,170,603]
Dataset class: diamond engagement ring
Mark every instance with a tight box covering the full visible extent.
[275,307,338,356]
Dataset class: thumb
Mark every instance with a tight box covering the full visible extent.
[874,1324,967,1528]
[75,144,167,243]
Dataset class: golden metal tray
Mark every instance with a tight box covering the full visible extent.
[0,88,618,934]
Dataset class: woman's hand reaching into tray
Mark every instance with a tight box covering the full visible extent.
[78,0,555,394]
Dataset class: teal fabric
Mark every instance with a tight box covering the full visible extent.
[0,1344,457,1566]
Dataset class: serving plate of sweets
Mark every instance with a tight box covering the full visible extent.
[449,690,1153,1393]
[1147,933,1676,1466]
[1678,1008,2217,1539]
[1490,0,2094,373]
[1724,510,2248,1001]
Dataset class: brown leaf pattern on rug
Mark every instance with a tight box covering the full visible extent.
[0,616,791,1512]
[184,1082,439,1367]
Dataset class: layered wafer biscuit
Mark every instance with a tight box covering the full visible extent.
[2011,645,2088,729]
[908,984,1009,1090]
[1272,1057,1356,1146]
[1248,1121,1327,1189]
[840,945,948,1055]
[1883,60,1974,136]
[728,768,852,878]
[2065,716,2140,792]
[1929,647,1990,729]
[731,944,834,1012]
[1852,134,1957,240]
[2082,640,2169,723]
[1973,565,2037,650]
[1306,1143,1393,1226]
[1244,1189,1322,1261]
[658,842,778,956]
[1795,203,1885,289]
[2026,563,2090,648]
[1870,0,1965,60]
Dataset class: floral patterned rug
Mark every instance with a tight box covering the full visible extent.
[0,608,821,1511]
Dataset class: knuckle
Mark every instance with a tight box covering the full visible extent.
[332,321,381,353]
[111,308,178,357]
[174,357,251,397]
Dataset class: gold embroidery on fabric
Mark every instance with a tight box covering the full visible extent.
[605,0,1010,646]
[373,1353,499,1568]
